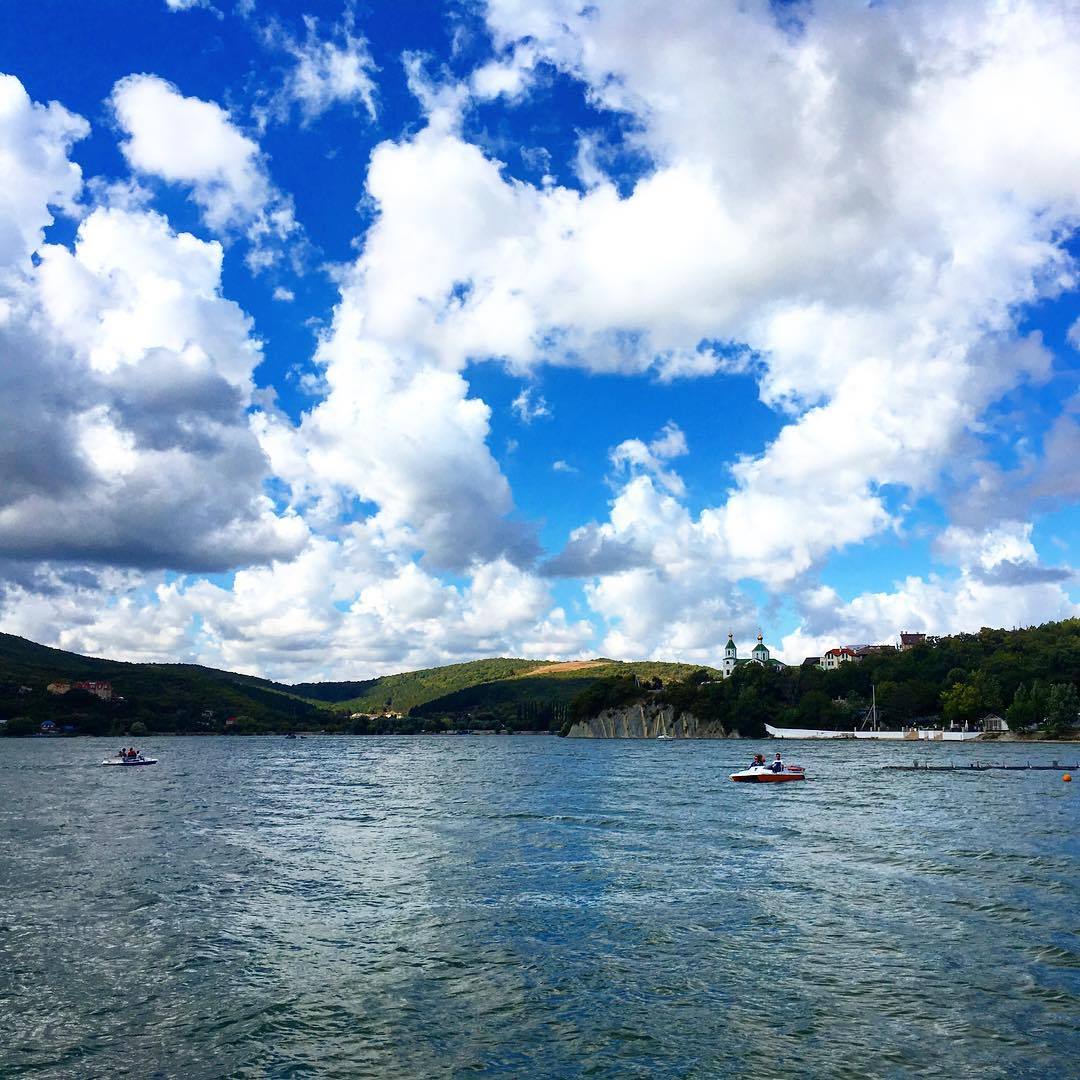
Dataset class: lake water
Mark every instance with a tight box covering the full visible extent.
[1,736,1077,1078]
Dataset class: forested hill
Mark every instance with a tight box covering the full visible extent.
[0,632,318,735]
[569,620,1080,738]
[408,660,716,730]
[790,620,1080,730]
[294,658,715,717]
[288,658,544,713]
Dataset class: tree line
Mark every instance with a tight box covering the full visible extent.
[567,620,1080,737]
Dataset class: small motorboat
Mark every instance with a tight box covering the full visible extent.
[656,733,675,741]
[101,754,158,767]
[730,764,805,783]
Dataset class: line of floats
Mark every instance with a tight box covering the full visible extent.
[887,760,1076,773]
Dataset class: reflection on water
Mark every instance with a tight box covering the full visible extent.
[1,736,1077,1077]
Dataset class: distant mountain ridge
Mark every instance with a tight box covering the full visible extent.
[0,632,715,736]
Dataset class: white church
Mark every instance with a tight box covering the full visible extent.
[721,633,787,678]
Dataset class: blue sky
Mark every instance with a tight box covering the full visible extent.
[1,0,1078,680]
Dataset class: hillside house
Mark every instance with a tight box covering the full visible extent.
[854,644,898,658]
[74,680,114,701]
[45,679,114,700]
[899,632,938,651]
[820,647,860,671]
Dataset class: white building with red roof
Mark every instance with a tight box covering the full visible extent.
[820,647,860,671]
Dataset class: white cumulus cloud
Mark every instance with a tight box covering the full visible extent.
[0,77,306,572]
[0,74,88,271]
[110,74,297,267]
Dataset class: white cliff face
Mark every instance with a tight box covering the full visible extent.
[566,700,738,738]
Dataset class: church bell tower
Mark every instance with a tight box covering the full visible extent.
[723,632,737,677]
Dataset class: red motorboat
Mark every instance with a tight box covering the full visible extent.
[730,765,805,783]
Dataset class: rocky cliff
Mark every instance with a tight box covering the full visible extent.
[566,700,737,738]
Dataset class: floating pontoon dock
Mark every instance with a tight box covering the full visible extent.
[884,761,1077,772]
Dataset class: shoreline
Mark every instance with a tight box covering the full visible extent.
[5,730,1079,744]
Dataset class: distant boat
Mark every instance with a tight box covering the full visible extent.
[101,755,157,766]
[767,685,985,741]
[656,733,675,741]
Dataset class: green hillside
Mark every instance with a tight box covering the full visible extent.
[0,632,320,736]
[411,672,586,712]
[409,660,720,730]
[289,657,542,712]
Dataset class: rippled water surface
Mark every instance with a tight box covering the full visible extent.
[1,736,1078,1078]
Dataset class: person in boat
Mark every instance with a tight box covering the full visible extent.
[750,753,766,769]
[127,747,138,759]
[770,753,784,773]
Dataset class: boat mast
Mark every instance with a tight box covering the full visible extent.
[858,684,879,732]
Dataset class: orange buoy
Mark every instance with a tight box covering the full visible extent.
[1064,774,1072,782]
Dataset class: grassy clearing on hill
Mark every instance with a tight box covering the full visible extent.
[509,660,610,677]
[510,659,715,683]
